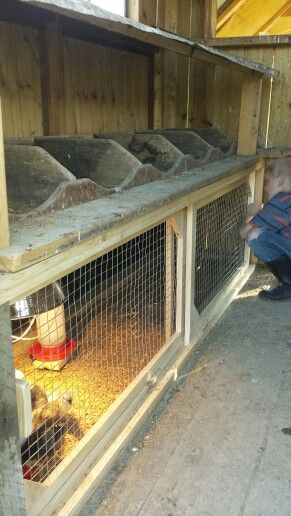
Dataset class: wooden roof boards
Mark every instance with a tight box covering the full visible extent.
[17,0,279,77]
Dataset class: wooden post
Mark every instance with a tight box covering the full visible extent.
[0,303,26,515]
[237,74,263,156]
[127,0,157,25]
[0,98,9,250]
[39,16,66,135]
[250,162,265,264]
[165,220,174,340]
[203,0,217,39]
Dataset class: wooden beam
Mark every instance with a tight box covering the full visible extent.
[255,0,291,35]
[0,303,26,515]
[237,75,263,155]
[217,0,247,30]
[0,98,9,250]
[209,35,291,46]
[39,16,66,135]
[204,0,217,38]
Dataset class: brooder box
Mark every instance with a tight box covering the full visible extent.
[1,152,265,515]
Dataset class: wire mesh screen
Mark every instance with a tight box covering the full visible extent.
[194,183,248,313]
[12,222,177,482]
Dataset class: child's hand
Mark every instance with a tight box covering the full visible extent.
[246,202,262,218]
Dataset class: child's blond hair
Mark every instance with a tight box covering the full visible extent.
[266,158,291,186]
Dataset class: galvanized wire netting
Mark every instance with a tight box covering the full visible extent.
[12,222,177,482]
[194,184,248,313]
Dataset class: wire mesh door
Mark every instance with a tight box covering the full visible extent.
[194,183,249,313]
[12,222,177,482]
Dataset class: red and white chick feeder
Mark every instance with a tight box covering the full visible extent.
[11,282,76,370]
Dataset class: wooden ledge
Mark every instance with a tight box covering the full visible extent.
[208,35,291,48]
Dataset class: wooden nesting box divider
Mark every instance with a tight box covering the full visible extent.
[0,1,284,514]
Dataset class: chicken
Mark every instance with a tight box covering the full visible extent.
[21,416,67,464]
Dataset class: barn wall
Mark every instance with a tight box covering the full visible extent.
[0,21,149,138]
[0,21,43,138]
[0,0,212,139]
[207,45,291,148]
[63,38,149,134]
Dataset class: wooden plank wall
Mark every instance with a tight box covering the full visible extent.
[207,45,291,148]
[0,21,43,138]
[64,38,149,134]
[150,0,210,129]
[0,21,149,138]
[0,0,213,138]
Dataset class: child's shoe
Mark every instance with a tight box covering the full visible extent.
[259,256,291,302]
[259,284,291,302]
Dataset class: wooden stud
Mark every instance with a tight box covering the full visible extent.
[162,50,177,127]
[184,205,202,345]
[0,303,26,515]
[157,0,166,29]
[0,98,9,250]
[39,16,66,135]
[127,0,157,26]
[153,50,164,128]
[204,0,217,39]
[237,75,263,155]
[126,0,139,21]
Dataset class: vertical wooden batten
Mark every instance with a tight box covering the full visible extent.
[203,0,217,39]
[127,0,157,26]
[39,16,66,135]
[237,74,263,156]
[0,98,9,250]
[0,302,26,515]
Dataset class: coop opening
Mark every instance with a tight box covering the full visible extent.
[194,184,249,313]
[12,222,177,482]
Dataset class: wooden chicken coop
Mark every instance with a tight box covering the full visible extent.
[0,1,281,515]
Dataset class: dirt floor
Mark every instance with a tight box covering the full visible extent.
[81,267,291,516]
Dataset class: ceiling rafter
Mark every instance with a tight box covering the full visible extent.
[255,0,291,34]
[217,0,247,30]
